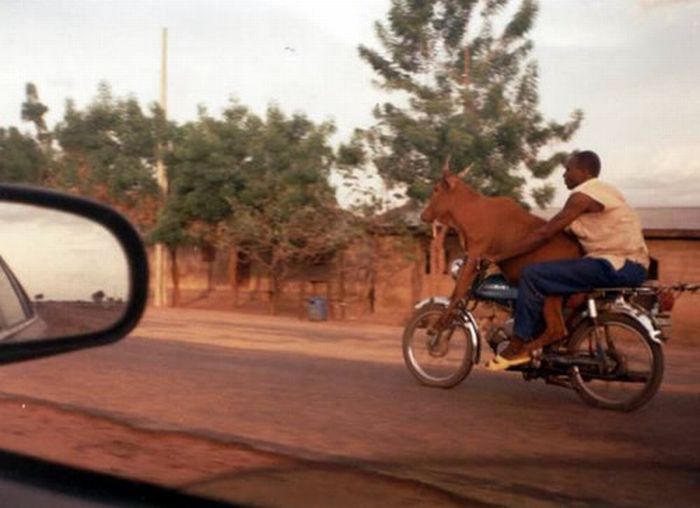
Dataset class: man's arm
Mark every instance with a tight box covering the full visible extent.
[491,192,602,263]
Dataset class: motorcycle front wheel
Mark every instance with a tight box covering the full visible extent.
[567,313,664,411]
[402,303,476,388]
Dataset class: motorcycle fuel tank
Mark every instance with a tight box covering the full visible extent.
[473,274,518,302]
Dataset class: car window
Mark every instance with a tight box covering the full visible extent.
[0,258,30,330]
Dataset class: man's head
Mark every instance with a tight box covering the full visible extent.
[563,150,600,190]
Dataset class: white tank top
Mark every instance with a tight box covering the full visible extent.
[568,178,650,270]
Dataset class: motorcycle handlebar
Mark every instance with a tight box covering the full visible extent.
[449,256,492,281]
[668,283,700,293]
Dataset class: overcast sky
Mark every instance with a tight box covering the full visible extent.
[0,204,128,300]
[1,0,699,207]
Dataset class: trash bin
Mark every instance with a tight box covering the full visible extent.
[307,296,328,321]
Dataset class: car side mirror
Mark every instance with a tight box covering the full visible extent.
[0,184,148,366]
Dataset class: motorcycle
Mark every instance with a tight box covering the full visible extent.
[402,258,694,411]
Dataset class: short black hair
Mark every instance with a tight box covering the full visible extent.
[571,150,601,177]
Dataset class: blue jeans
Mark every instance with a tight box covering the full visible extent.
[513,258,647,342]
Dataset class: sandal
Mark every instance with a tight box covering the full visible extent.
[485,353,531,371]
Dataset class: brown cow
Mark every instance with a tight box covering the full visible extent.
[421,167,582,346]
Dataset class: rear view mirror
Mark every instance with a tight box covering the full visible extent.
[0,185,148,365]
[0,203,130,342]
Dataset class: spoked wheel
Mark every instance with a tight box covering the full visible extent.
[402,303,476,388]
[567,313,664,411]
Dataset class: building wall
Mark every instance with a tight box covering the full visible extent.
[648,239,700,282]
[647,239,700,343]
[148,237,699,341]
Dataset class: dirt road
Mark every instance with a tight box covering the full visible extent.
[0,308,697,507]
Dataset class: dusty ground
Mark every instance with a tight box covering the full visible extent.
[35,301,125,337]
[0,398,470,507]
[0,307,697,507]
[0,396,294,487]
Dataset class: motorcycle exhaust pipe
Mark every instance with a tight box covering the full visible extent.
[541,354,600,369]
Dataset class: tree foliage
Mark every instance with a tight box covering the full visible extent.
[220,106,352,313]
[21,82,51,151]
[356,0,582,207]
[51,83,160,228]
[153,102,252,247]
[0,127,45,183]
[148,102,354,312]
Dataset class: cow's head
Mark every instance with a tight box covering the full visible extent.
[420,158,472,224]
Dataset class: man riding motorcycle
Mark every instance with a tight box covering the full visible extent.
[485,150,650,370]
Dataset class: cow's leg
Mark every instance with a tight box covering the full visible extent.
[433,256,479,331]
[525,296,567,351]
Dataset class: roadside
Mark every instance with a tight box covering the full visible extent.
[0,395,292,487]
[130,307,407,366]
[178,288,700,344]
[0,396,474,507]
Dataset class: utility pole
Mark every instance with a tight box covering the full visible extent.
[462,15,473,114]
[154,27,169,307]
[462,39,472,113]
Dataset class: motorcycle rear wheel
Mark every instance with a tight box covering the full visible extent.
[402,304,476,388]
[567,313,664,411]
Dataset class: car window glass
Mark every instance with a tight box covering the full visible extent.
[0,263,28,329]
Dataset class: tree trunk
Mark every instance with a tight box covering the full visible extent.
[269,273,279,315]
[268,259,288,316]
[169,246,180,307]
[207,261,214,292]
[201,243,216,292]
[298,280,306,320]
[337,250,346,320]
[367,235,377,314]
[228,247,239,307]
[252,269,261,302]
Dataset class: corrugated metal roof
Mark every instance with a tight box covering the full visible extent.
[384,201,700,232]
[637,208,700,230]
[536,207,700,231]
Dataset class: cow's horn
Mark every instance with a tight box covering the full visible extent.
[457,163,473,178]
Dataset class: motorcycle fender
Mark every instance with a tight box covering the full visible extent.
[610,302,664,345]
[412,297,482,363]
[413,296,451,310]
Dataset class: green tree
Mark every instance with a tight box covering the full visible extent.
[162,102,252,245]
[21,82,51,152]
[221,106,352,314]
[0,127,45,183]
[52,82,160,228]
[356,0,582,208]
[151,101,254,302]
[91,290,106,304]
